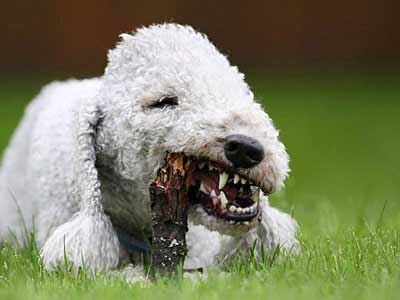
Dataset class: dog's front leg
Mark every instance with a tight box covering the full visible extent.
[41,100,120,273]
[40,211,120,273]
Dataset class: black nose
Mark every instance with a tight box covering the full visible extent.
[224,134,265,168]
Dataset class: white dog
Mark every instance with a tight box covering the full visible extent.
[0,24,299,280]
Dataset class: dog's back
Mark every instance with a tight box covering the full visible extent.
[0,78,101,244]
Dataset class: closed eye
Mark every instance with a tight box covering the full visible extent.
[148,96,178,109]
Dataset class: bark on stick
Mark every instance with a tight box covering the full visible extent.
[149,153,195,276]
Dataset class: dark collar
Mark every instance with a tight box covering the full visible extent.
[116,228,150,255]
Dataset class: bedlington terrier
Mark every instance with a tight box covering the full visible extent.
[0,24,299,280]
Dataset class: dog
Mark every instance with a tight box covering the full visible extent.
[0,24,299,281]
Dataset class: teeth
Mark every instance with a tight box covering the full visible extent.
[233,174,240,184]
[229,205,237,213]
[208,164,215,171]
[240,178,247,185]
[200,182,207,193]
[236,207,243,214]
[239,187,244,193]
[251,188,260,202]
[220,191,228,208]
[250,186,258,194]
[218,172,229,190]
[210,190,217,198]
[243,221,249,225]
[198,162,206,169]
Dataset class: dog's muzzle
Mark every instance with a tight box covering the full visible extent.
[188,159,263,224]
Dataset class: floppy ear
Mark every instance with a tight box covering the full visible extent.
[41,100,120,273]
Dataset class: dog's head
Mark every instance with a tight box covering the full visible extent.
[98,24,289,235]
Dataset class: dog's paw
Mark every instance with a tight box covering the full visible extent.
[111,264,150,285]
[40,211,120,272]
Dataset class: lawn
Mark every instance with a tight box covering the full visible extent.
[0,71,399,299]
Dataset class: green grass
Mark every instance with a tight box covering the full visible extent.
[1,71,400,299]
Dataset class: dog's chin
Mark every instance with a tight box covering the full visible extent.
[188,204,259,236]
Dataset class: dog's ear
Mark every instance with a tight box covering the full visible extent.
[75,101,104,214]
[41,100,120,273]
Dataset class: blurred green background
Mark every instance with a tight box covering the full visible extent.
[1,2,400,298]
[0,0,399,245]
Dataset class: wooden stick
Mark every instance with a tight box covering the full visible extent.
[149,152,195,276]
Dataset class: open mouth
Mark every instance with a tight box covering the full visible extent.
[188,160,262,223]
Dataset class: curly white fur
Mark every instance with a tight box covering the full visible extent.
[0,24,299,280]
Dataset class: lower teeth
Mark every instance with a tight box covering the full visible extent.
[226,202,258,214]
[220,191,228,208]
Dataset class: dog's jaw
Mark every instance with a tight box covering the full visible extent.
[188,204,260,236]
[179,156,268,236]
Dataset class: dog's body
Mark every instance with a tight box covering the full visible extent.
[0,24,299,280]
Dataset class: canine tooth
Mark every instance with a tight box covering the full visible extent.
[198,162,206,169]
[208,164,215,171]
[229,205,236,213]
[233,174,240,184]
[240,178,247,184]
[220,191,228,208]
[251,188,260,202]
[200,182,207,193]
[218,172,229,190]
[210,190,217,197]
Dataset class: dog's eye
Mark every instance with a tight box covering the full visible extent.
[148,96,178,109]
